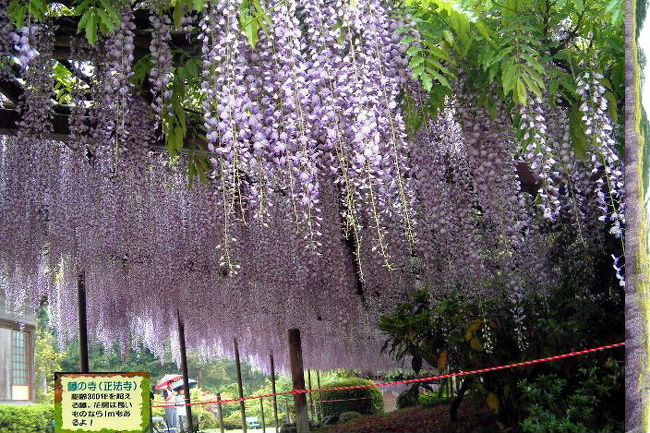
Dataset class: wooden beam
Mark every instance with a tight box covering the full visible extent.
[307,370,314,421]
[0,108,74,142]
[270,351,279,433]
[77,271,89,373]
[217,392,225,433]
[316,371,322,422]
[234,338,247,433]
[260,397,266,433]
[288,328,309,433]
[176,309,194,433]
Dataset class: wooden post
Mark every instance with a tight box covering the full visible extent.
[270,352,279,433]
[217,393,225,433]
[77,271,89,373]
[234,338,247,433]
[288,328,309,433]
[316,371,322,421]
[260,397,266,433]
[285,398,290,423]
[177,309,194,433]
[307,370,314,421]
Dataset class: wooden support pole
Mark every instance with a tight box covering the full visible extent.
[234,338,247,433]
[217,393,225,433]
[176,309,194,433]
[316,371,322,421]
[77,271,89,373]
[270,352,279,433]
[307,370,314,421]
[288,328,309,433]
[260,397,266,433]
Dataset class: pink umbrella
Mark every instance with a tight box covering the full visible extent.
[155,374,182,390]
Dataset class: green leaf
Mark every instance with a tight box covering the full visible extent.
[406,46,423,56]
[193,0,205,12]
[604,91,619,125]
[96,9,116,34]
[77,8,91,34]
[501,59,517,96]
[520,69,543,98]
[408,56,425,69]
[242,15,259,47]
[430,70,451,89]
[420,72,433,91]
[131,55,153,86]
[411,65,425,77]
[173,2,184,27]
[99,0,120,23]
[85,12,97,46]
[569,106,588,159]
[515,78,527,105]
[573,0,584,12]
[7,0,26,28]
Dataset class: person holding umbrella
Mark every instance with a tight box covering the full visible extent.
[155,374,182,432]
[171,378,198,432]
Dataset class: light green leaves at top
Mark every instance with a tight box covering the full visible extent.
[75,0,120,46]
[239,0,270,48]
[7,0,49,28]
[52,61,75,104]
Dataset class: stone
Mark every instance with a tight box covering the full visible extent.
[338,411,361,423]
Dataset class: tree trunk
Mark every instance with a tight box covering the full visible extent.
[625,2,648,432]
[449,378,473,422]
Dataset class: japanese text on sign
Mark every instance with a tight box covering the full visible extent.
[54,372,151,433]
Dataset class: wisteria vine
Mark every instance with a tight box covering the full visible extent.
[0,0,624,371]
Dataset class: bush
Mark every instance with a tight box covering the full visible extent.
[519,363,624,433]
[192,405,219,430]
[396,387,419,409]
[418,392,452,408]
[314,377,384,418]
[0,404,54,433]
[222,411,245,429]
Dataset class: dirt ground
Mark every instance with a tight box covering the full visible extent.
[323,402,499,433]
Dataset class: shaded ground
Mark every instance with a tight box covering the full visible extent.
[322,402,497,433]
[204,429,266,433]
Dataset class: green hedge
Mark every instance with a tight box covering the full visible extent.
[313,377,384,418]
[0,404,54,433]
[192,406,219,430]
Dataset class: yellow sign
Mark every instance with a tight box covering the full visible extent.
[54,372,151,433]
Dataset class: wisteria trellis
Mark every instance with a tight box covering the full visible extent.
[0,0,623,372]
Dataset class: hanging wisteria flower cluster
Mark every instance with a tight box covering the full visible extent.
[0,0,624,371]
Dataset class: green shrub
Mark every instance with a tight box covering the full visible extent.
[313,377,384,418]
[519,363,623,433]
[418,392,452,408]
[222,411,245,429]
[0,404,54,433]
[396,387,419,409]
[192,405,219,430]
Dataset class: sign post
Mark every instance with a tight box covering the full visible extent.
[54,372,151,433]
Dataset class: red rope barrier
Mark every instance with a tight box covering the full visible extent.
[151,341,624,408]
